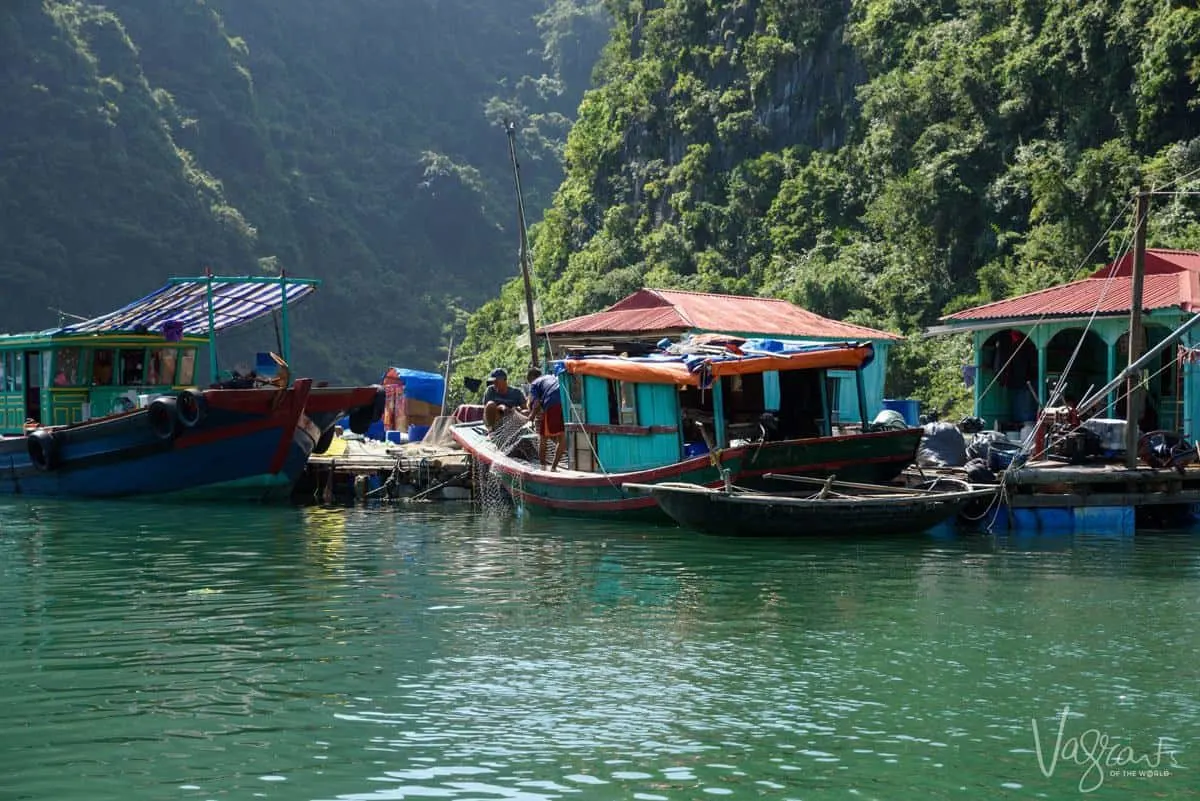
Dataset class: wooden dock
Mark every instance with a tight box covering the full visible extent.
[905,459,1200,532]
[294,437,473,503]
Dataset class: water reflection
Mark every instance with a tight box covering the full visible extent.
[0,501,1197,799]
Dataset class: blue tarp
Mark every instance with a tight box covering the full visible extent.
[383,367,444,406]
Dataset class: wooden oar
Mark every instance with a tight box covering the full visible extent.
[762,473,951,495]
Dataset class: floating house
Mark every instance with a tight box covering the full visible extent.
[928,248,1200,436]
[537,288,901,424]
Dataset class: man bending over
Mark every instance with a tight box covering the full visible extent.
[526,366,565,470]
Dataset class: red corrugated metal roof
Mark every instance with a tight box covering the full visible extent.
[942,273,1198,321]
[943,249,1200,323]
[540,288,900,340]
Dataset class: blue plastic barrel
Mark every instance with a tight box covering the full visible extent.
[408,424,430,443]
[881,399,920,426]
[683,441,709,459]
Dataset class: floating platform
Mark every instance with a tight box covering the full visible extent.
[294,436,473,503]
[905,460,1200,534]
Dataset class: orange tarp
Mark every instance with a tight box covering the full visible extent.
[560,343,874,385]
[562,359,697,385]
[707,344,874,376]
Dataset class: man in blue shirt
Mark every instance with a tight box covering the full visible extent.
[482,368,526,430]
[526,366,565,470]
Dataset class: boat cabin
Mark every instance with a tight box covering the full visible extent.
[0,274,317,436]
[554,340,878,472]
[0,333,203,434]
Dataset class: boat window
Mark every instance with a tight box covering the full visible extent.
[92,349,115,385]
[178,349,196,385]
[148,348,178,385]
[119,349,145,385]
[55,348,82,386]
[607,379,638,425]
[10,353,23,392]
[0,353,7,392]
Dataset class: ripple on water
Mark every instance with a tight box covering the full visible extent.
[0,502,1197,800]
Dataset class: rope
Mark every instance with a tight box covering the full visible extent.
[973,198,1136,410]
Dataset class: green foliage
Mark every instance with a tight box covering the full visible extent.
[463,0,1200,410]
[0,0,610,382]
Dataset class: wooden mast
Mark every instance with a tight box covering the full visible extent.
[1124,187,1149,468]
[505,120,540,368]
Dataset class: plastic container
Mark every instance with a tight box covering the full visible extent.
[882,399,920,426]
[407,424,430,443]
[683,441,710,459]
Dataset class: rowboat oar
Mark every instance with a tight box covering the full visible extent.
[762,473,953,495]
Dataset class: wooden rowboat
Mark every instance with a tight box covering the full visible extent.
[624,474,998,536]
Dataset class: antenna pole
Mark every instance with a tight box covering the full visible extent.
[505,120,540,368]
[1125,187,1149,468]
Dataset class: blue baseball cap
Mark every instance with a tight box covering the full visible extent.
[489,368,508,380]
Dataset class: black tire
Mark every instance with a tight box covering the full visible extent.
[148,397,179,440]
[313,426,336,455]
[176,389,207,428]
[27,429,59,471]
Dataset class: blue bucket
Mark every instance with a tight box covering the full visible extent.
[882,399,920,426]
[683,441,709,459]
[408,424,430,443]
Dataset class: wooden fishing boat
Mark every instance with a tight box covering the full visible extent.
[0,274,382,500]
[452,340,924,520]
[624,474,997,536]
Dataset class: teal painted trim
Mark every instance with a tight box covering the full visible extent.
[973,331,984,417]
[817,369,830,434]
[167,275,321,287]
[206,274,218,384]
[1036,344,1047,404]
[855,368,868,426]
[713,379,726,446]
[1105,340,1117,417]
[583,375,609,425]
[279,273,291,371]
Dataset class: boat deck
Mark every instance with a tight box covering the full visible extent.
[296,437,472,503]
[905,460,1200,509]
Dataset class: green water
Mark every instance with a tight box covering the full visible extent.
[0,502,1196,800]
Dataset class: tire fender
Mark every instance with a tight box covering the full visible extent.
[148,397,179,441]
[27,429,59,471]
[176,389,207,428]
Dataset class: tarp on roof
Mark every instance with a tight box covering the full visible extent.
[382,367,445,406]
[557,341,874,387]
[58,277,318,336]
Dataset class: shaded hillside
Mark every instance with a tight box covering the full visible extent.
[459,0,1200,414]
[0,0,608,381]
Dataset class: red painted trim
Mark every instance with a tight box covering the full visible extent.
[452,424,920,489]
[268,379,311,473]
[305,386,378,413]
[174,418,284,449]
[566,422,678,435]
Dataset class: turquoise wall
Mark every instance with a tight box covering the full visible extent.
[968,312,1200,436]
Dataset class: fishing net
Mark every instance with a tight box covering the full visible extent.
[472,411,535,515]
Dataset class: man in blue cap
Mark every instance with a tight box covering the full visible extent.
[482,367,527,430]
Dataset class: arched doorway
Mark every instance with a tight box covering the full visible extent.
[1044,328,1107,407]
[1116,325,1182,431]
[978,329,1038,426]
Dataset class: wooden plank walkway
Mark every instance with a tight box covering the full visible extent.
[294,437,473,503]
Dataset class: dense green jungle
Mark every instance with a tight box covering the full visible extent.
[0,0,608,382]
[3,1,1199,410]
[459,0,1200,415]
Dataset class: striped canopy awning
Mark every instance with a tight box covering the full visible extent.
[58,276,319,336]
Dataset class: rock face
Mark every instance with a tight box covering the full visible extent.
[0,0,609,381]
